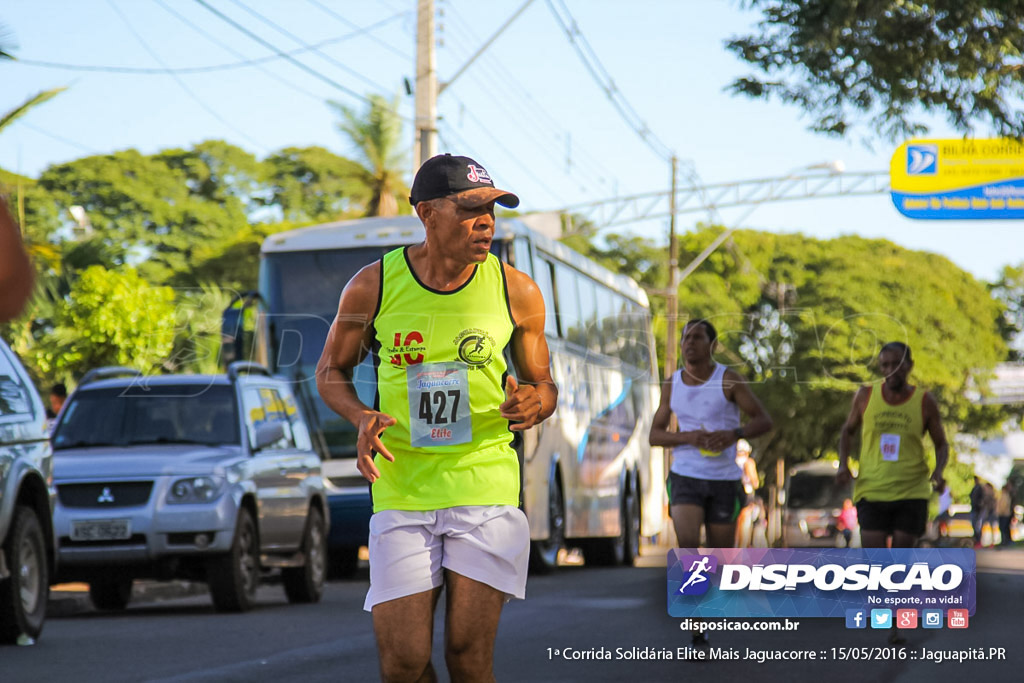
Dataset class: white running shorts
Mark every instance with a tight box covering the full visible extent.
[363,505,530,611]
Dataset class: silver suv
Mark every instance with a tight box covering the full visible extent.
[50,363,328,612]
[0,339,55,644]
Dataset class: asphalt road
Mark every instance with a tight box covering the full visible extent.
[5,549,1022,682]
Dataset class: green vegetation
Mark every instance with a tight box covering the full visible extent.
[729,0,1024,140]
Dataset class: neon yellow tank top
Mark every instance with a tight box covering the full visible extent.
[854,385,931,503]
[370,248,518,512]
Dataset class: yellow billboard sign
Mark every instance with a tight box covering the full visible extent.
[889,138,1024,219]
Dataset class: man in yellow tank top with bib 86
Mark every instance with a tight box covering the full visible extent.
[317,154,557,683]
[837,342,949,550]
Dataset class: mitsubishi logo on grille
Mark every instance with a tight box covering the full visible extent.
[97,487,115,503]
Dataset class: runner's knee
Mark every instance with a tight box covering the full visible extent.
[380,646,434,683]
[445,639,494,683]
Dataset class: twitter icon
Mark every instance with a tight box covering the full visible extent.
[870,609,892,629]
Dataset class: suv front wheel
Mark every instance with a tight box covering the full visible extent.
[208,508,259,612]
[0,506,48,643]
[282,507,326,603]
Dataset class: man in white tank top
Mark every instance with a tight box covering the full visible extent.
[649,320,773,553]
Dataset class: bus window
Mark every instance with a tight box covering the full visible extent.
[531,252,559,338]
[595,289,615,360]
[512,237,533,278]
[555,265,582,347]
[576,275,600,355]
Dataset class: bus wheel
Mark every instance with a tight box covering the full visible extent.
[529,479,565,574]
[622,474,641,565]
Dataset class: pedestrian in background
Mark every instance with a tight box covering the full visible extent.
[996,482,1013,547]
[970,476,986,548]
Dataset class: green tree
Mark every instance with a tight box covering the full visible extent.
[155,139,266,214]
[166,283,232,375]
[264,146,365,223]
[990,263,1024,361]
[37,147,250,284]
[674,228,1007,478]
[12,266,176,384]
[330,95,410,217]
[728,1,1024,139]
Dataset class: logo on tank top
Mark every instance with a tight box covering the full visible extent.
[386,330,426,367]
[454,328,496,368]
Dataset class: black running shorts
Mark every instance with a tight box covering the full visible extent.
[855,498,928,536]
[668,472,743,524]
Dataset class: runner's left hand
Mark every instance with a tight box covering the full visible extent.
[702,429,738,453]
[500,375,542,431]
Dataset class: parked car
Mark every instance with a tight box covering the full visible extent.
[50,363,328,612]
[919,503,975,548]
[781,461,852,547]
[0,339,55,644]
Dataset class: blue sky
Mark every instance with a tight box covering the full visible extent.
[1,0,1019,282]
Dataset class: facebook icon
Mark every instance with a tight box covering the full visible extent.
[845,609,867,629]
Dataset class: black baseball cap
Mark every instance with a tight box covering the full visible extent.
[409,153,520,209]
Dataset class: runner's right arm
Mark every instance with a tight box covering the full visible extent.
[837,386,869,486]
[648,377,704,447]
[315,262,395,483]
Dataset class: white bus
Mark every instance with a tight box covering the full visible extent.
[223,216,665,572]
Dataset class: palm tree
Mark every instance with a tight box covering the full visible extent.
[0,26,66,137]
[329,95,408,217]
[0,87,67,138]
[0,27,67,230]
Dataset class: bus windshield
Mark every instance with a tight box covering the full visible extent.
[264,248,391,318]
[262,248,390,458]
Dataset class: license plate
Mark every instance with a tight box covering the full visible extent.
[71,519,131,541]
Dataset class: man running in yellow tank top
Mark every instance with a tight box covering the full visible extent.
[316,153,557,683]
[837,342,948,551]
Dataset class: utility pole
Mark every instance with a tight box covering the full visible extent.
[415,0,438,168]
[664,155,679,379]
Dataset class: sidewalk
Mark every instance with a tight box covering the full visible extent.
[47,580,208,617]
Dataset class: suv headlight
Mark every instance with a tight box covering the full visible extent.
[167,476,226,504]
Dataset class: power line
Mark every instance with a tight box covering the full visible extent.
[107,0,269,152]
[13,11,409,76]
[305,0,412,61]
[192,0,382,110]
[439,116,565,206]
[544,0,673,162]
[223,0,397,96]
[152,0,321,102]
[15,121,100,155]
[443,6,618,193]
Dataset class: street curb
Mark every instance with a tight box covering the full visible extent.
[47,580,208,618]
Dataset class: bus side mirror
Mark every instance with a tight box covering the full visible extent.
[221,307,244,368]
